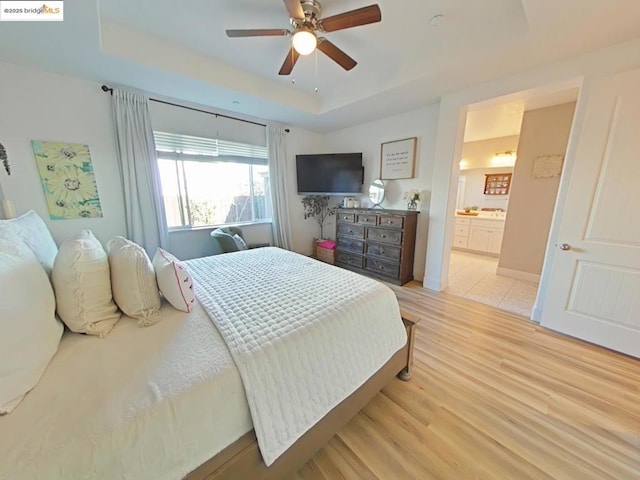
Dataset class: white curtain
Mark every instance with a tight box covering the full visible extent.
[267,125,293,250]
[110,89,168,254]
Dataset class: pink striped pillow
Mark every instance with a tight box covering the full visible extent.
[152,248,195,313]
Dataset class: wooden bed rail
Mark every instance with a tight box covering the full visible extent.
[187,312,419,480]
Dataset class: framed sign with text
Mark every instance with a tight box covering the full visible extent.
[380,137,417,180]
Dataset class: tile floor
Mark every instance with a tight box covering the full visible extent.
[446,250,539,317]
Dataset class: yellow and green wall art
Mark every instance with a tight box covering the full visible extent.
[32,140,103,219]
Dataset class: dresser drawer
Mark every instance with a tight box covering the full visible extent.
[365,257,400,278]
[337,212,355,223]
[356,213,377,225]
[471,218,505,229]
[455,224,470,236]
[455,217,471,225]
[337,237,364,254]
[453,235,468,248]
[337,224,365,239]
[377,215,404,229]
[367,228,402,245]
[367,242,401,261]
[336,250,364,269]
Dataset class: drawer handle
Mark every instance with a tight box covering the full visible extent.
[387,220,393,224]
[343,216,349,220]
[348,229,353,234]
[380,248,385,254]
[379,265,385,270]
[381,234,386,239]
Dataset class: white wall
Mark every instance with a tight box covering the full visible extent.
[425,38,640,309]
[322,104,440,280]
[285,129,327,255]
[0,61,126,246]
[460,135,520,170]
[459,167,513,212]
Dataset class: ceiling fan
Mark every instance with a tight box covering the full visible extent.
[226,0,382,75]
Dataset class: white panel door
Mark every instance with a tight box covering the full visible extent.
[541,68,640,358]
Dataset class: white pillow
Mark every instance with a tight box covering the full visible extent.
[0,210,58,275]
[52,230,121,337]
[0,226,63,414]
[152,248,195,313]
[107,236,161,327]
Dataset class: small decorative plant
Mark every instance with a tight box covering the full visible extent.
[301,195,335,240]
[402,189,424,210]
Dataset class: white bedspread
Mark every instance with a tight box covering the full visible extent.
[0,302,252,480]
[187,247,407,466]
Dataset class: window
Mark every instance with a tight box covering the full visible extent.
[154,132,271,229]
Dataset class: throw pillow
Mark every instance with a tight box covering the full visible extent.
[233,233,248,251]
[152,248,195,313]
[0,210,58,275]
[107,236,162,327]
[0,226,63,414]
[52,230,121,337]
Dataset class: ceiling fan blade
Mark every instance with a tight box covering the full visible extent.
[283,0,305,21]
[317,39,357,71]
[279,48,301,75]
[226,29,289,37]
[320,4,381,32]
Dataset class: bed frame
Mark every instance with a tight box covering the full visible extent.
[187,315,418,480]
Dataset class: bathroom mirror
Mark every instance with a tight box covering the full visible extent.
[368,179,385,207]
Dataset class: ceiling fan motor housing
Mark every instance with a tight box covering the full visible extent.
[291,0,322,30]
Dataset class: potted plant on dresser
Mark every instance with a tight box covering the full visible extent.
[301,195,336,263]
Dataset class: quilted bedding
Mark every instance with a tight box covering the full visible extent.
[187,247,407,466]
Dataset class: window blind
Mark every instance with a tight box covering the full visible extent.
[154,131,268,165]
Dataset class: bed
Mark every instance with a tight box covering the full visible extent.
[0,247,411,480]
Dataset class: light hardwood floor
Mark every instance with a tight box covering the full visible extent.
[290,282,640,480]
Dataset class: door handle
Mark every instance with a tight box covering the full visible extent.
[560,243,571,251]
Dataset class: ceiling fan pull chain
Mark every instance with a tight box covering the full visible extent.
[314,49,319,93]
[291,44,296,84]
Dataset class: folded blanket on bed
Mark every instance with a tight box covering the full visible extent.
[187,247,407,466]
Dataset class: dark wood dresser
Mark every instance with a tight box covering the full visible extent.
[334,208,419,285]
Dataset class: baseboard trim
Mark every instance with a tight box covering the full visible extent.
[497,267,541,283]
[531,305,543,323]
[423,277,444,292]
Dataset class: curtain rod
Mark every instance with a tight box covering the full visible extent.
[101,85,289,133]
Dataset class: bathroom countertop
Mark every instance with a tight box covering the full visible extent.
[455,212,506,221]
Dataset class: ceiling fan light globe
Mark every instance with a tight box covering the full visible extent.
[292,30,317,55]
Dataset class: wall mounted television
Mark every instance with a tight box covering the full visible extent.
[296,153,364,195]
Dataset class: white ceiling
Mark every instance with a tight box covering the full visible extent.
[0,0,638,132]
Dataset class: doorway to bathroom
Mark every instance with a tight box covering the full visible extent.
[446,86,578,318]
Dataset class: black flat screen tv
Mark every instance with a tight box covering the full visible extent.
[296,153,364,195]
